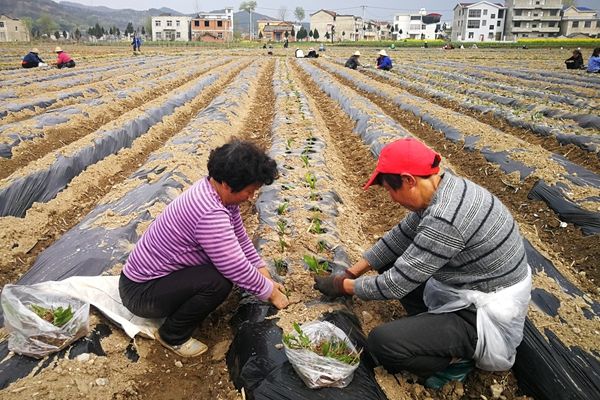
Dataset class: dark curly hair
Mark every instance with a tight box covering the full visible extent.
[207,139,278,192]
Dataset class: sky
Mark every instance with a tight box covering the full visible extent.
[66,0,600,23]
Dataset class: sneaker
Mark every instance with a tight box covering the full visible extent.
[424,359,474,389]
[154,330,208,358]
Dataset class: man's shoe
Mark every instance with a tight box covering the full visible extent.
[424,360,474,389]
[155,331,208,358]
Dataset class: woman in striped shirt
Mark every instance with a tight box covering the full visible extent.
[120,139,289,357]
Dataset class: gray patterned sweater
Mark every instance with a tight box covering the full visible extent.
[354,172,529,300]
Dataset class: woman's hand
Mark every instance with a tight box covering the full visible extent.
[268,287,289,309]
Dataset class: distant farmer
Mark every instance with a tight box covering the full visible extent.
[283,38,289,48]
[132,34,142,53]
[344,51,361,70]
[306,47,319,58]
[120,139,289,357]
[565,49,584,70]
[314,138,531,389]
[21,48,46,68]
[376,49,392,70]
[55,47,75,69]
[294,48,305,58]
[587,47,600,73]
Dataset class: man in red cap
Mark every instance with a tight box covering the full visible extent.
[314,138,531,388]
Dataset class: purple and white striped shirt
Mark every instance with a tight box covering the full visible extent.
[123,177,273,301]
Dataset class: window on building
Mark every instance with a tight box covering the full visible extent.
[490,25,494,30]
[0,22,4,27]
[467,20,480,28]
[217,20,223,27]
[15,26,18,30]
[468,32,474,38]
[491,13,496,19]
[155,20,161,27]
[176,32,181,38]
[572,21,579,28]
[514,21,521,27]
[204,21,210,27]
[489,32,494,38]
[218,32,223,38]
[549,22,555,27]
[550,10,557,16]
[515,10,522,16]
[585,21,591,28]
[497,20,501,27]
[411,16,421,20]
[539,34,544,37]
[422,24,426,29]
[533,13,538,17]
[156,31,162,38]
[194,20,199,27]
[468,9,482,18]
[167,20,172,26]
[482,20,486,26]
[522,33,528,37]
[498,10,504,18]
[532,24,538,28]
[176,20,180,27]
[483,9,488,15]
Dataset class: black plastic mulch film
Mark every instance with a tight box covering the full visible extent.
[297,59,600,400]
[0,59,256,389]
[324,59,600,235]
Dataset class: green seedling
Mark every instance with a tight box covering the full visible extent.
[277,201,289,215]
[279,237,289,253]
[273,258,288,275]
[300,154,310,168]
[305,172,317,190]
[282,322,361,366]
[309,191,321,201]
[309,217,325,234]
[30,304,74,327]
[286,138,294,150]
[277,219,288,236]
[303,254,329,275]
[316,240,328,253]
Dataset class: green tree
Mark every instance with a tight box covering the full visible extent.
[309,29,313,39]
[116,28,121,37]
[74,28,81,41]
[54,30,60,40]
[62,30,67,38]
[313,28,319,40]
[141,26,145,35]
[36,14,59,36]
[125,22,134,35]
[294,6,305,22]
[296,26,307,41]
[291,26,295,38]
[239,1,257,39]
[109,26,114,35]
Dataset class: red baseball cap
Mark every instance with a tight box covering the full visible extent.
[364,138,441,189]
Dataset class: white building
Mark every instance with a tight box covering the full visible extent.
[452,2,507,42]
[393,9,442,40]
[152,14,192,41]
[504,0,562,40]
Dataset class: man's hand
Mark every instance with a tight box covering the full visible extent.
[313,274,347,298]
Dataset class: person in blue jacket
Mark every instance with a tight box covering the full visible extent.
[132,34,142,53]
[21,48,46,68]
[376,49,392,71]
[587,47,600,73]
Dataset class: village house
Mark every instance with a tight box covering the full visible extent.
[560,6,599,38]
[151,14,191,41]
[257,20,295,42]
[191,8,234,42]
[394,9,443,40]
[0,15,30,42]
[452,2,506,42]
[310,9,363,42]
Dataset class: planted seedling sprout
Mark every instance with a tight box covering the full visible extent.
[277,219,288,236]
[305,172,317,190]
[309,217,325,234]
[300,155,310,168]
[273,258,288,275]
[303,254,329,275]
[277,202,289,215]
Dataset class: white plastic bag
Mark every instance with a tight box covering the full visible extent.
[1,284,90,358]
[283,321,360,389]
[423,268,532,371]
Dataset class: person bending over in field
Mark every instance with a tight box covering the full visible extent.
[565,49,584,70]
[314,138,531,389]
[55,47,76,69]
[120,139,289,357]
[376,49,393,71]
[345,51,362,70]
[587,47,600,73]
[21,48,47,68]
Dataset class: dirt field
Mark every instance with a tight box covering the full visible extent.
[0,44,598,400]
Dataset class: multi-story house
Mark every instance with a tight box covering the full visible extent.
[310,9,362,41]
[560,6,599,38]
[191,8,233,42]
[504,0,562,40]
[452,2,506,41]
[152,14,191,41]
[362,20,391,41]
[0,15,30,42]
[394,10,442,40]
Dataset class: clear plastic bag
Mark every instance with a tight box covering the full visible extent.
[423,268,532,371]
[283,321,360,389]
[1,284,90,358]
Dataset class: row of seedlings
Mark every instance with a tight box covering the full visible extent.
[349,60,600,155]
[0,60,267,393]
[227,59,386,399]
[0,56,189,123]
[301,58,600,400]
[0,59,249,289]
[321,58,600,235]
[0,56,229,164]
[0,58,242,218]
[393,62,600,130]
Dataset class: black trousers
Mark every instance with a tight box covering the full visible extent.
[58,60,76,69]
[367,266,478,378]
[119,265,232,345]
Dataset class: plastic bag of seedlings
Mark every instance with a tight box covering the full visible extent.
[283,321,361,389]
[1,284,90,358]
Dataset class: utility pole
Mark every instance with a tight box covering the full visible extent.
[361,5,366,40]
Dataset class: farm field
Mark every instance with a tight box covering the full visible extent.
[0,45,598,400]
